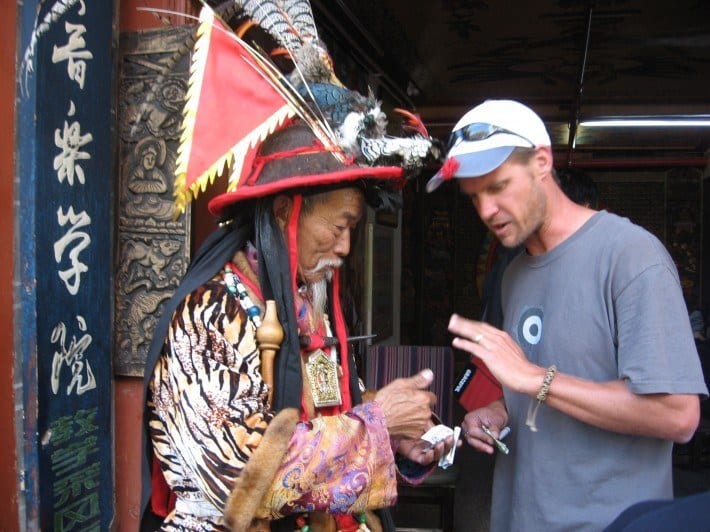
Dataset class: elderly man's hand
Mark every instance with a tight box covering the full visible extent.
[397,436,454,466]
[374,369,437,440]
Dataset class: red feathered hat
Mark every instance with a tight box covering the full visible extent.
[173,6,438,218]
[208,122,404,216]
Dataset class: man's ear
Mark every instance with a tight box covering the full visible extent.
[272,194,293,231]
[532,146,554,180]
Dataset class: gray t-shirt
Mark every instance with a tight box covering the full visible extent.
[491,211,708,532]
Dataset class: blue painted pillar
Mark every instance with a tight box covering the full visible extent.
[15,1,115,529]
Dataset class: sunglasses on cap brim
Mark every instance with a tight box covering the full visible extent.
[447,122,535,152]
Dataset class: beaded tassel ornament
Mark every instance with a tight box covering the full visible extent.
[223,262,262,328]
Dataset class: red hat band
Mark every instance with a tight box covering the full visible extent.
[208,123,404,216]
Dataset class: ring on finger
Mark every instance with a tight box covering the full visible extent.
[473,333,484,344]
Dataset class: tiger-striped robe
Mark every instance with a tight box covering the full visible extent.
[147,275,399,530]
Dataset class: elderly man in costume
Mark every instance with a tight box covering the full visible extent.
[140,4,447,531]
[142,122,446,531]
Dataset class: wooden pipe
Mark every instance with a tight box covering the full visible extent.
[256,299,284,406]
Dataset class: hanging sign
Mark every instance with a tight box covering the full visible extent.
[17,1,114,529]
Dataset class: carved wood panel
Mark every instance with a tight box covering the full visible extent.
[115,26,194,376]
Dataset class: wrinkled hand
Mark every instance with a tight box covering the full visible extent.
[461,400,508,455]
[448,314,542,395]
[374,369,437,440]
[397,436,456,466]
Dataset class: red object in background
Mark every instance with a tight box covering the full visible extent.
[151,456,176,518]
[453,358,503,412]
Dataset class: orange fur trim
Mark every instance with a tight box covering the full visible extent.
[365,510,383,532]
[224,408,299,531]
[361,389,376,404]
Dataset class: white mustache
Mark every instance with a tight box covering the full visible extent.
[303,258,343,280]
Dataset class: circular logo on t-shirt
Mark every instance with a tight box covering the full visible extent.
[517,307,543,348]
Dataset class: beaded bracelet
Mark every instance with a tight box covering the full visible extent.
[525,364,557,432]
[536,365,557,402]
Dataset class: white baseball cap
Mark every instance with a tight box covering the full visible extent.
[426,99,551,192]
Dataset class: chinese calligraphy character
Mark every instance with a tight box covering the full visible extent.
[49,408,98,447]
[51,435,97,478]
[72,408,98,438]
[52,21,93,89]
[19,0,87,94]
[49,415,74,448]
[54,493,100,532]
[54,101,93,186]
[49,406,100,526]
[54,206,91,295]
[54,461,100,505]
[50,315,95,396]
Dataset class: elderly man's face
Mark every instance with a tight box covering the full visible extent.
[296,187,364,284]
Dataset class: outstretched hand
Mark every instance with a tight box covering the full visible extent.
[374,369,437,440]
[448,314,542,396]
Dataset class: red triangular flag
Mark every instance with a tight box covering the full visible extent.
[174,7,295,213]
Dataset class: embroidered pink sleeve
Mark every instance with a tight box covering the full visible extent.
[255,401,397,519]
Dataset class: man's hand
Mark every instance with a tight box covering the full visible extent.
[374,369,437,440]
[397,436,455,466]
[461,399,508,455]
[448,314,543,396]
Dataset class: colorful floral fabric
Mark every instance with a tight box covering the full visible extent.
[257,402,397,519]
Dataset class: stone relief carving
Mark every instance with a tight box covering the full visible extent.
[115,26,194,376]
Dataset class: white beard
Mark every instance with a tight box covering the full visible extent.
[308,277,329,325]
[301,258,341,324]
